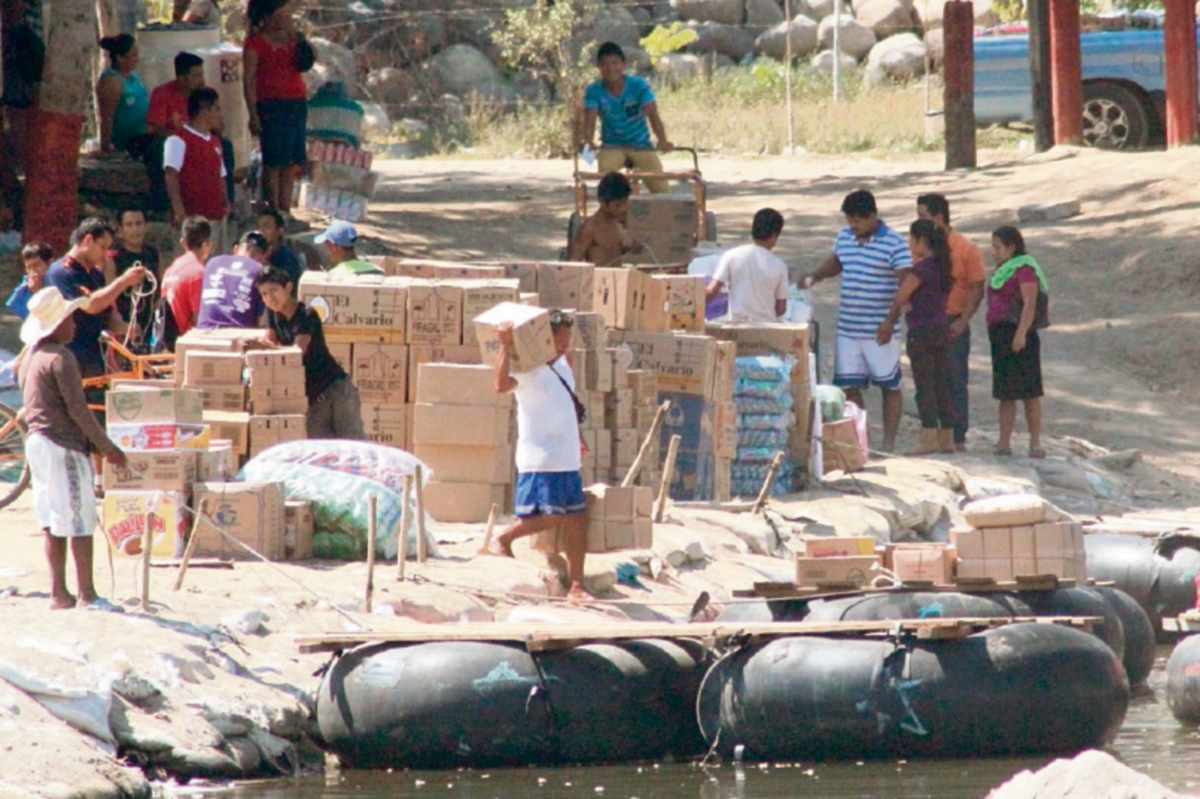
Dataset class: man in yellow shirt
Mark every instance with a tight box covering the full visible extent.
[917,193,984,453]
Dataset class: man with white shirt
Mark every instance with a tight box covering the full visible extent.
[163,87,228,251]
[705,208,789,323]
[489,310,588,600]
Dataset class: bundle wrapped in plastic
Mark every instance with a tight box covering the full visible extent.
[241,440,435,561]
[738,427,790,448]
[731,461,795,498]
[734,355,794,385]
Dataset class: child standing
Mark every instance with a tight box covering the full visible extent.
[567,172,641,266]
[254,266,364,440]
[877,219,955,455]
[5,242,51,319]
[18,287,127,609]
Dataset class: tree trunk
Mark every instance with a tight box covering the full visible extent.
[23,0,94,250]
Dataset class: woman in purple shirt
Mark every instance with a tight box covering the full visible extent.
[877,219,954,455]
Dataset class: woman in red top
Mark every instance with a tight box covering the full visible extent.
[243,0,312,217]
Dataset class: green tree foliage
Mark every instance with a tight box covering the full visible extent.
[639,23,699,66]
[493,0,597,99]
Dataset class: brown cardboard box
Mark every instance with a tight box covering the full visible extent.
[422,480,508,523]
[249,414,306,457]
[473,302,556,373]
[714,401,737,460]
[586,484,652,522]
[606,388,634,429]
[957,558,989,579]
[246,347,305,385]
[101,490,189,557]
[248,382,308,415]
[951,528,984,560]
[796,554,880,587]
[985,559,1015,581]
[586,349,614,392]
[107,423,211,451]
[352,343,408,403]
[412,404,511,447]
[489,261,540,293]
[569,349,588,392]
[298,272,408,333]
[407,282,464,345]
[889,544,955,584]
[183,351,244,387]
[415,444,512,484]
[803,536,876,558]
[200,384,247,412]
[572,313,607,351]
[361,403,407,450]
[1011,526,1037,560]
[407,345,483,403]
[712,341,737,402]
[593,268,644,330]
[433,264,507,281]
[623,232,693,267]
[628,370,658,406]
[106,387,204,425]
[103,450,197,492]
[192,481,287,560]
[202,410,251,455]
[607,331,717,396]
[707,322,812,384]
[327,342,352,374]
[197,440,237,482]
[982,527,1013,560]
[822,418,864,473]
[611,346,633,386]
[1034,522,1072,557]
[284,500,315,560]
[536,262,594,311]
[593,428,612,471]
[586,392,606,430]
[1012,557,1039,577]
[651,274,705,332]
[627,196,697,232]
[173,328,264,385]
[460,281,521,345]
[416,364,512,407]
[612,428,639,468]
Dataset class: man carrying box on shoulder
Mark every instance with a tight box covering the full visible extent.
[489,309,589,600]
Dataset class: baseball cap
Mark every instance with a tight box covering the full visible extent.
[313,220,358,247]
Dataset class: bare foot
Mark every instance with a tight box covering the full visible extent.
[78,589,99,605]
[51,593,76,610]
[565,581,589,606]
[487,537,515,558]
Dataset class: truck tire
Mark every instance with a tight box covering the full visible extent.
[1082,82,1149,150]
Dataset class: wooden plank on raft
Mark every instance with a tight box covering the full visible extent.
[1164,612,1200,633]
[295,616,1102,654]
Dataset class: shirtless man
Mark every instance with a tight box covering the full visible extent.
[567,172,641,266]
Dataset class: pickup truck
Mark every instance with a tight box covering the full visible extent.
[973,29,1190,149]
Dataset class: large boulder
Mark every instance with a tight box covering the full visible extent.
[427,43,501,98]
[864,31,925,82]
[810,47,858,72]
[364,67,416,106]
[671,0,746,26]
[746,0,785,28]
[817,14,876,60]
[855,0,915,38]
[654,52,735,87]
[754,15,820,60]
[580,5,643,49]
[915,0,997,30]
[307,37,359,96]
[797,0,844,21]
[688,21,757,59]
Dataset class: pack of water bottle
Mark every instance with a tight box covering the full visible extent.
[732,355,796,497]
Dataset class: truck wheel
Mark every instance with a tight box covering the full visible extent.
[1082,83,1149,150]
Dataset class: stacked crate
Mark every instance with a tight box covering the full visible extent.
[245,348,308,458]
[954,495,1087,582]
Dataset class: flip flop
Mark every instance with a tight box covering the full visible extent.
[83,597,125,613]
[993,446,1013,457]
[1028,447,1047,460]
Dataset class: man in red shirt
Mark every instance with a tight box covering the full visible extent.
[161,216,212,340]
[146,51,205,136]
[164,87,228,251]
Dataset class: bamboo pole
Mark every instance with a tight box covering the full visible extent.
[364,495,377,613]
[140,510,153,611]
[655,434,681,524]
[397,475,412,580]
[173,499,209,592]
[415,466,428,564]
[621,400,670,487]
[478,503,499,555]
[752,451,786,515]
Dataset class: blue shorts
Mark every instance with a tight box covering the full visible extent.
[515,471,586,517]
[257,98,308,167]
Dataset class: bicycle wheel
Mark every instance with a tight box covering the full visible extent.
[0,402,32,510]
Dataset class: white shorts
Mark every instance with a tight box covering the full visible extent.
[834,335,902,391]
[27,433,98,538]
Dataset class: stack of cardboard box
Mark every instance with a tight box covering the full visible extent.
[245,348,307,458]
[794,536,881,588]
[412,364,515,523]
[953,520,1087,582]
[535,484,654,554]
[192,481,288,561]
[623,196,697,267]
[593,268,705,334]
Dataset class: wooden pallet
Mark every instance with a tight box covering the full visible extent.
[295,615,1100,655]
[733,575,1081,600]
[1163,612,1200,633]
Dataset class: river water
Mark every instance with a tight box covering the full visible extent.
[213,647,1200,799]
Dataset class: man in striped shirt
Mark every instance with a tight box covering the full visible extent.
[805,190,912,452]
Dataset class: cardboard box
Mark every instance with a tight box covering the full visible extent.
[623,231,693,267]
[183,351,244,387]
[611,346,633,387]
[327,342,352,374]
[600,518,654,550]
[572,313,607,351]
[957,558,988,579]
[822,418,864,473]
[803,536,876,558]
[414,444,512,484]
[200,384,247,413]
[173,328,265,385]
[889,544,955,584]
[982,527,1012,561]
[711,341,737,402]
[608,331,717,396]
[103,450,197,492]
[198,440,237,481]
[249,382,309,415]
[985,559,1014,581]
[284,499,315,560]
[412,404,511,447]
[460,280,521,345]
[249,414,307,458]
[795,554,879,587]
[422,480,508,523]
[951,527,984,560]
[298,272,408,332]
[358,402,406,449]
[628,370,658,406]
[612,428,639,468]
[659,392,715,453]
[714,400,738,460]
[606,389,634,429]
[1011,525,1037,560]
[202,411,251,455]
[490,261,540,293]
[584,349,613,393]
[626,196,697,235]
[537,262,594,311]
[101,490,190,557]
[593,268,644,330]
[193,481,287,560]
[586,484,652,522]
[407,344,483,403]
[106,387,204,425]
[416,363,512,407]
[433,264,507,281]
[651,274,705,332]
[245,347,304,385]
[473,302,557,373]
[1012,557,1039,577]
[407,281,464,345]
[351,343,408,403]
[1034,522,1072,557]
[107,423,210,451]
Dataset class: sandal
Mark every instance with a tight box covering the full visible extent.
[993,446,1013,457]
[1028,447,1047,459]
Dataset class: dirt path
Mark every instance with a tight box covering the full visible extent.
[355,146,1200,486]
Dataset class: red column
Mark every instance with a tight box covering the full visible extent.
[1049,0,1083,145]
[942,1,976,169]
[1164,0,1199,147]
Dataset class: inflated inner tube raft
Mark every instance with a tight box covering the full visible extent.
[1086,533,1200,635]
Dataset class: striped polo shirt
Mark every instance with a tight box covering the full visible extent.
[833,220,913,338]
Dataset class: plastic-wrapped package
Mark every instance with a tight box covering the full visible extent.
[733,355,797,497]
[245,439,425,495]
[738,428,790,448]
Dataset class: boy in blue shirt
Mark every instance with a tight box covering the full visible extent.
[580,42,673,194]
[6,242,52,319]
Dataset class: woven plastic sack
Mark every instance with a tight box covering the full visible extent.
[244,439,425,495]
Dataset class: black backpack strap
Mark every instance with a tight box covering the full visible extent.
[549,364,587,424]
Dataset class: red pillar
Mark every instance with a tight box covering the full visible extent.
[1049,0,1083,145]
[1164,0,1199,147]
[943,1,976,169]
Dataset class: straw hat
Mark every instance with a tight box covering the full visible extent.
[20,287,88,346]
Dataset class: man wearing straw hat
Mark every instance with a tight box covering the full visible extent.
[18,287,128,610]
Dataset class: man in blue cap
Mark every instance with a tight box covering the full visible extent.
[314,221,383,277]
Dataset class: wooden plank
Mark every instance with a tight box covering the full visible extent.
[153,557,233,570]
[295,616,1103,654]
[1164,613,1200,633]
